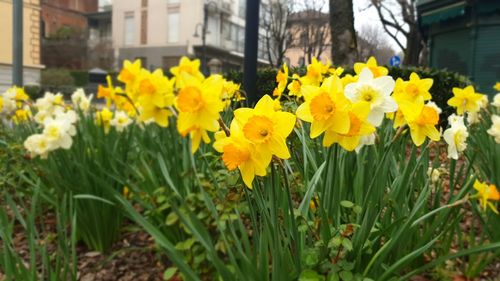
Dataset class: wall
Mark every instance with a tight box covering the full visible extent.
[0,0,43,89]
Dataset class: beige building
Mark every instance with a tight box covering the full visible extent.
[112,0,271,73]
[284,10,331,67]
[0,0,43,91]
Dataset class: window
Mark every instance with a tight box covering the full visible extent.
[124,13,134,45]
[141,11,147,44]
[238,0,246,18]
[167,12,179,43]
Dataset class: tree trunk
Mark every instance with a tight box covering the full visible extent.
[329,0,358,66]
[403,25,423,66]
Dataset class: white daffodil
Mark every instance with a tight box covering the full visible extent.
[492,93,500,109]
[355,132,376,153]
[466,111,480,125]
[479,94,489,109]
[24,134,51,159]
[1,88,17,113]
[71,88,93,112]
[487,115,500,143]
[42,118,76,149]
[110,110,133,132]
[344,68,397,126]
[443,114,468,160]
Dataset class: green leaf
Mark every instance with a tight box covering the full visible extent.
[163,267,178,280]
[299,269,325,281]
[165,212,178,226]
[339,271,353,281]
[340,201,354,208]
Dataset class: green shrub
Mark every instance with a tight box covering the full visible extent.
[41,69,75,88]
[70,71,89,87]
[23,84,42,100]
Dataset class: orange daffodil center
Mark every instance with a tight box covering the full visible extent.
[177,86,205,112]
[243,115,274,144]
[310,92,336,120]
[222,143,251,170]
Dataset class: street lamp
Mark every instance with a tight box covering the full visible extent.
[193,1,218,75]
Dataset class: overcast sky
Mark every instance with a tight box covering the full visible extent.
[353,0,406,52]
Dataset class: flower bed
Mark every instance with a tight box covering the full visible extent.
[1,57,500,280]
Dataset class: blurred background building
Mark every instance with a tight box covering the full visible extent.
[418,0,500,92]
[112,0,272,74]
[0,0,43,91]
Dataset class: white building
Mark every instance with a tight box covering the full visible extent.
[112,0,272,73]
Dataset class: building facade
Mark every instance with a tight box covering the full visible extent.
[284,10,331,67]
[87,6,113,70]
[40,0,98,69]
[112,0,271,74]
[0,0,43,91]
[418,0,500,94]
[40,0,97,37]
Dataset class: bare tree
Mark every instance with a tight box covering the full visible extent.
[288,0,330,65]
[261,0,294,67]
[357,24,395,64]
[330,0,358,65]
[368,0,423,66]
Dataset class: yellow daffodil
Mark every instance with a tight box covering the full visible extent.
[341,74,359,87]
[473,180,500,214]
[118,59,142,86]
[296,75,351,138]
[494,82,500,92]
[447,85,483,115]
[323,101,376,150]
[274,63,289,98]
[97,75,129,109]
[400,98,441,146]
[287,74,304,98]
[392,73,433,103]
[221,80,241,108]
[213,123,271,188]
[170,56,205,88]
[386,109,407,128]
[304,57,330,86]
[233,95,296,159]
[136,69,175,127]
[344,68,397,126]
[96,107,113,133]
[354,56,388,78]
[12,107,32,123]
[0,96,3,111]
[189,127,212,153]
[329,66,344,77]
[175,73,224,152]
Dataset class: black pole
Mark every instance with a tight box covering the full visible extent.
[243,0,260,105]
[13,0,23,86]
[202,3,208,75]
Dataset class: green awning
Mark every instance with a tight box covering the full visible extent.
[421,2,466,26]
[478,2,500,14]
